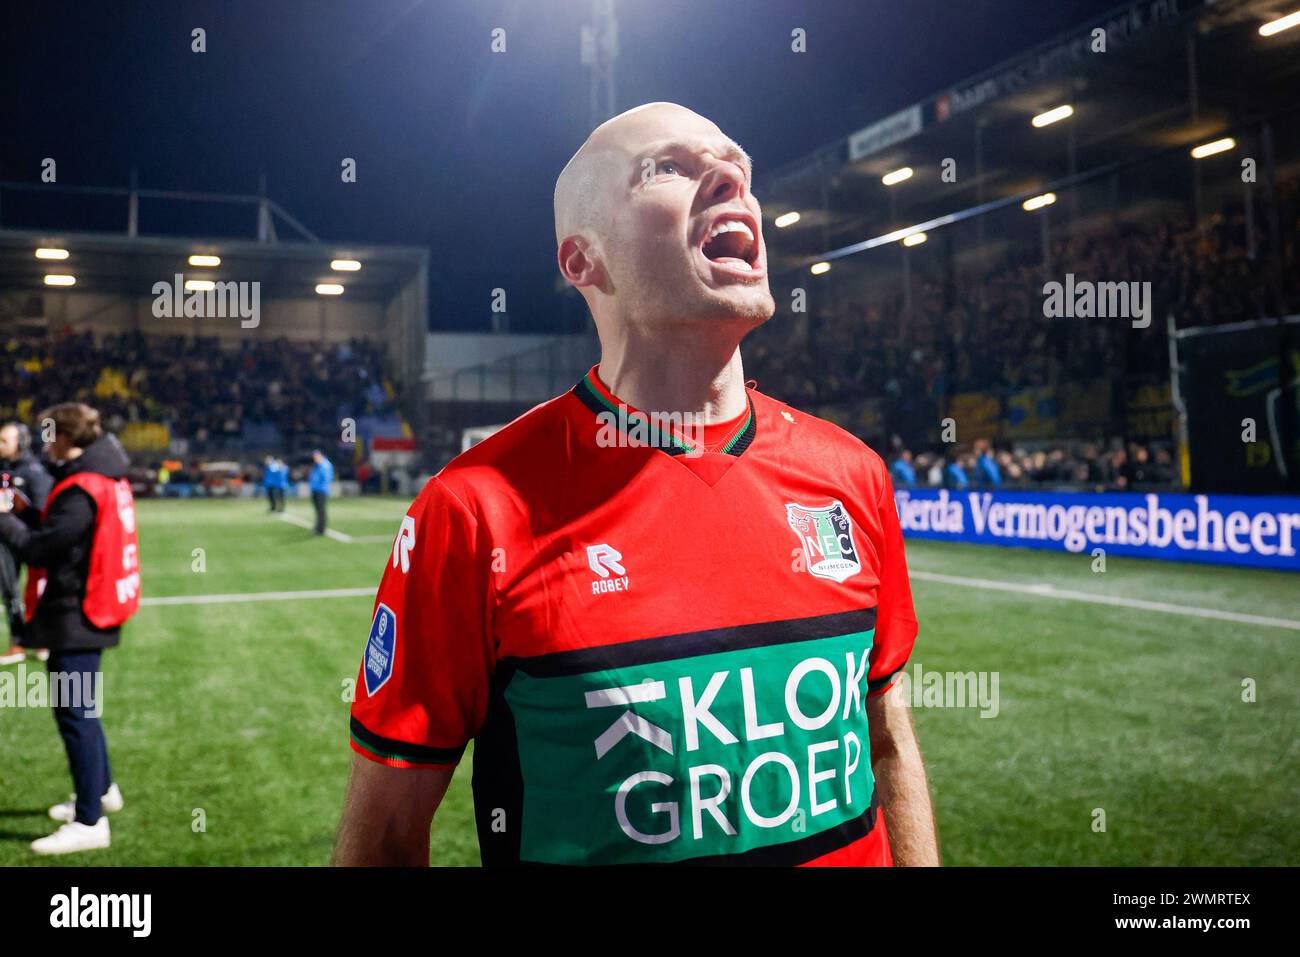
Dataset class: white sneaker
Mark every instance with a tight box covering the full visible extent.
[0,648,23,665]
[31,817,111,855]
[35,649,49,662]
[48,783,124,823]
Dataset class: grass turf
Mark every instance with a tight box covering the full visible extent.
[0,496,1295,866]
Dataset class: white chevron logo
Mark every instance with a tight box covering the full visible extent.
[585,680,672,759]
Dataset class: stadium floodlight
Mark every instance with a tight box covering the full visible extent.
[1191,137,1235,159]
[43,274,75,286]
[184,279,216,291]
[1260,10,1300,35]
[315,283,345,295]
[881,166,914,186]
[1031,104,1074,128]
[35,247,69,260]
[773,211,801,228]
[1022,192,1057,212]
[810,261,831,276]
[330,259,362,271]
[902,231,927,247]
[188,254,221,267]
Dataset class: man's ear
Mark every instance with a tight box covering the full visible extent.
[557,235,604,288]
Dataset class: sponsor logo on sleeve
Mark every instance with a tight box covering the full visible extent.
[364,603,397,696]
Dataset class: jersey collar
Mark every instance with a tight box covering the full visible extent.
[571,367,757,459]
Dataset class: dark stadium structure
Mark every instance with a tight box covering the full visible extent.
[750,0,1300,494]
[0,182,428,492]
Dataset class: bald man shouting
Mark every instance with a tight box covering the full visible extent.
[334,103,939,867]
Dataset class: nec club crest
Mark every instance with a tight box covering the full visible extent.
[786,500,862,583]
[364,603,397,696]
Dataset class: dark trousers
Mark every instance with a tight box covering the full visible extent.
[311,491,327,534]
[267,487,285,512]
[47,650,113,825]
[0,543,24,644]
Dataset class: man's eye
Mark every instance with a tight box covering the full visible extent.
[657,161,681,176]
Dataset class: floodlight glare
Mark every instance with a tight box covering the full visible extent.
[1031,105,1075,128]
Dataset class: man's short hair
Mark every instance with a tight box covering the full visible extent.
[38,402,103,449]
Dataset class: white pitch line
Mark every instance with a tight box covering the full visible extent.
[909,570,1300,631]
[278,511,354,542]
[140,587,375,607]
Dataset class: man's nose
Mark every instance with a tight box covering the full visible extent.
[700,159,746,202]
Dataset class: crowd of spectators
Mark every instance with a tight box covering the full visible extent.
[888,437,1177,493]
[744,175,1300,490]
[0,332,399,456]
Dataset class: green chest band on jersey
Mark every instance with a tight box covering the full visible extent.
[501,615,878,865]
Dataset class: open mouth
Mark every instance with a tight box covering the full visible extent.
[700,215,759,271]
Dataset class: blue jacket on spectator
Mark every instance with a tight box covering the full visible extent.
[944,462,969,489]
[262,461,289,490]
[890,458,917,487]
[976,452,1002,487]
[309,458,334,494]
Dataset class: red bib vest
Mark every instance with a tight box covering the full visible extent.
[25,472,141,628]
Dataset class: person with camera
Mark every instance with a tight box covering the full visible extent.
[0,403,141,855]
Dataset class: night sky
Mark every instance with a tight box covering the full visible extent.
[2,0,1124,333]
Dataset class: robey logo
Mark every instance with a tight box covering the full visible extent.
[392,515,416,573]
[586,543,629,595]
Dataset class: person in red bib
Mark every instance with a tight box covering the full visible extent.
[0,402,139,856]
[335,103,939,867]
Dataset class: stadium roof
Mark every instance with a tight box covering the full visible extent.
[760,0,1300,274]
[0,179,428,304]
[0,227,427,303]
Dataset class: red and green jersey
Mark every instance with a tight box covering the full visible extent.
[350,365,918,866]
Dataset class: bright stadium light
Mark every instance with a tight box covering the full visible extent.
[184,279,215,291]
[35,247,69,260]
[881,166,914,186]
[188,254,221,267]
[773,211,801,228]
[810,261,831,276]
[1260,10,1300,35]
[1031,104,1075,128]
[43,274,76,286]
[1023,192,1057,212]
[902,231,928,247]
[316,283,345,295]
[1191,137,1235,159]
[330,259,362,271]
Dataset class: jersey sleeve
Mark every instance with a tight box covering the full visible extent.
[867,467,918,697]
[349,476,495,769]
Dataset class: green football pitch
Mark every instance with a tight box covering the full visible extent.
[0,496,1296,866]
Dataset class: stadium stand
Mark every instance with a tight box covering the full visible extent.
[749,0,1300,493]
[0,331,400,458]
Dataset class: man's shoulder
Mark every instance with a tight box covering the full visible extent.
[419,391,575,513]
[749,388,887,474]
